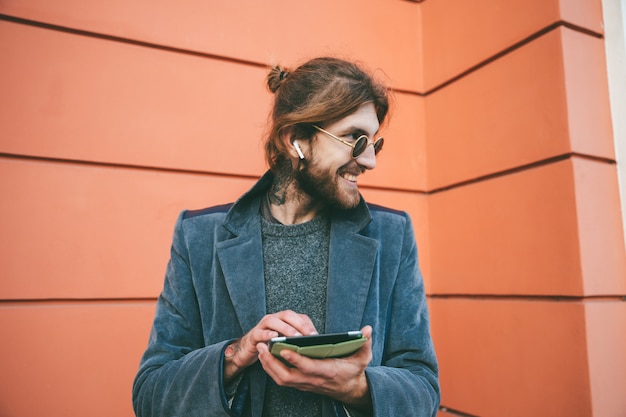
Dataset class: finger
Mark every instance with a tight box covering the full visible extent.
[260,311,318,337]
[360,325,373,339]
[256,342,271,360]
[352,328,373,363]
[242,328,279,352]
[258,344,295,382]
[277,310,318,336]
[258,344,313,379]
[278,350,320,374]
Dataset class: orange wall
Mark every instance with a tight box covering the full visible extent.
[1,1,625,416]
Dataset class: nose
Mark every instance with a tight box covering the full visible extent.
[354,143,377,170]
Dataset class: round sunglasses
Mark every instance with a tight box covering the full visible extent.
[312,125,384,159]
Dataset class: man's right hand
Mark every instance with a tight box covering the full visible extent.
[223,310,318,383]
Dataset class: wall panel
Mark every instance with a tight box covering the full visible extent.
[429,156,626,298]
[0,20,268,177]
[0,301,155,417]
[424,27,613,190]
[0,157,255,299]
[573,158,626,295]
[585,301,626,416]
[428,159,583,296]
[420,0,603,90]
[0,0,423,92]
[430,298,593,417]
[562,27,615,158]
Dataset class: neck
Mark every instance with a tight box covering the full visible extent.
[268,162,325,225]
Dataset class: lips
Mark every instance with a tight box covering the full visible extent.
[342,173,359,182]
[338,163,364,183]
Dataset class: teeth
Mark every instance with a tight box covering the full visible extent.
[343,174,358,182]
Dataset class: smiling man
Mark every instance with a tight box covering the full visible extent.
[132,57,440,417]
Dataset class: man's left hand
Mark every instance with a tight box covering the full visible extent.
[256,325,373,411]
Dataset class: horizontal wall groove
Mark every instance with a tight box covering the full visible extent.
[407,20,605,97]
[0,298,158,306]
[428,294,626,302]
[424,152,616,195]
[438,406,480,417]
[0,12,415,96]
[0,152,425,194]
[0,14,603,99]
[8,295,622,306]
[0,13,268,70]
[2,151,616,196]
[0,151,262,181]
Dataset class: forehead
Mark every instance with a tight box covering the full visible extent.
[324,102,380,136]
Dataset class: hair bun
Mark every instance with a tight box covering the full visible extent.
[267,65,290,93]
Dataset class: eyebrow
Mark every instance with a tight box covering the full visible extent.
[339,125,379,137]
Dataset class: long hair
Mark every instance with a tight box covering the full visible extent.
[264,57,390,172]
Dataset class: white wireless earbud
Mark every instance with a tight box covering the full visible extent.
[293,140,305,160]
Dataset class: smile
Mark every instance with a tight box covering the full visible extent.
[342,173,359,182]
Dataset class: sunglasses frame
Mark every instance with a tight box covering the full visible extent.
[312,125,383,159]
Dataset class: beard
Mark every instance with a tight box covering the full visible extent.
[295,158,363,210]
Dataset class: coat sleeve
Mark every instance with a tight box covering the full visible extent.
[365,213,440,417]
[132,212,235,417]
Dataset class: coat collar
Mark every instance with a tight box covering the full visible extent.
[216,171,377,334]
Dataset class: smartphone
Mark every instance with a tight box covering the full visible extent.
[269,330,366,359]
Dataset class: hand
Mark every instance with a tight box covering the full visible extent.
[223,310,318,383]
[256,325,374,411]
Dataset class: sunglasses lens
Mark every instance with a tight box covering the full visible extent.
[373,138,384,155]
[352,136,368,158]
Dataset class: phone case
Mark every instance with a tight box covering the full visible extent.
[270,336,366,359]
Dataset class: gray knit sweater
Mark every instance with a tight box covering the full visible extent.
[261,211,331,417]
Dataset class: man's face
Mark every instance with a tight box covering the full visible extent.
[295,102,380,210]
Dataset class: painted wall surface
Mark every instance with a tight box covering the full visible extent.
[1,1,624,416]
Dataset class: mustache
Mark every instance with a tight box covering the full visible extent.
[338,162,365,177]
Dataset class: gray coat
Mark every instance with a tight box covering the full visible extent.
[132,172,440,417]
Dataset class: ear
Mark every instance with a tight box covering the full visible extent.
[293,141,305,159]
[281,126,305,160]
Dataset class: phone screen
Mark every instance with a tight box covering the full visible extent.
[269,331,363,349]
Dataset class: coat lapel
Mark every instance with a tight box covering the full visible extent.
[325,210,378,333]
[214,172,274,334]
[216,219,267,334]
